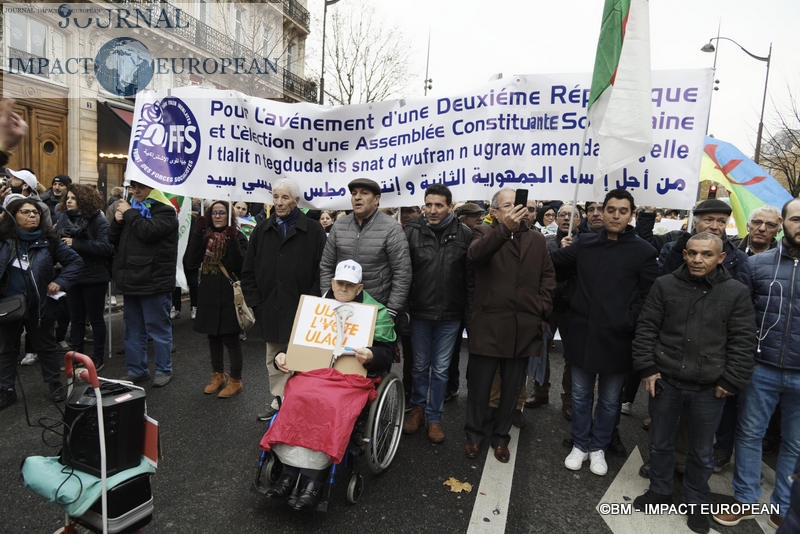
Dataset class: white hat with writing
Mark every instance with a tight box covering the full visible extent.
[333,259,362,284]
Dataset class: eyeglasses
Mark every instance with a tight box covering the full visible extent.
[526,207,537,213]
[557,212,576,218]
[750,219,780,230]
[18,209,41,217]
[211,211,227,216]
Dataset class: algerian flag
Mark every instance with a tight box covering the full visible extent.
[587,0,653,174]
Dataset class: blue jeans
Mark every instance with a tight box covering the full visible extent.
[123,293,173,377]
[648,380,724,504]
[733,363,800,516]
[410,319,460,423]
[571,365,625,452]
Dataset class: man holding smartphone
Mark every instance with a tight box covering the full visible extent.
[464,188,555,463]
[631,232,755,534]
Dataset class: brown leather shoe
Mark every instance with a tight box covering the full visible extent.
[218,378,242,398]
[464,442,480,459]
[494,445,510,463]
[403,406,425,434]
[427,422,445,444]
[204,372,227,394]
[712,499,755,526]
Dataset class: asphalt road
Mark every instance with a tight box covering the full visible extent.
[0,308,778,533]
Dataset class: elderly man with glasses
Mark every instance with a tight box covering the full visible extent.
[732,205,782,256]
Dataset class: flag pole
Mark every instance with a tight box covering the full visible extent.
[567,127,590,237]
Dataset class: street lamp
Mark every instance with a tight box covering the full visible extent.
[701,36,772,164]
[423,30,432,96]
[319,0,340,105]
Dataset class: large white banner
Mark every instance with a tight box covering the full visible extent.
[126,69,712,209]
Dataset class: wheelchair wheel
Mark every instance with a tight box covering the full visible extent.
[265,452,282,484]
[364,372,404,474]
[346,473,364,504]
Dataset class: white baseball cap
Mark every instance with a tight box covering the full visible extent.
[5,169,38,190]
[333,260,362,284]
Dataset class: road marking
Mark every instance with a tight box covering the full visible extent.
[466,427,519,534]
[599,446,776,534]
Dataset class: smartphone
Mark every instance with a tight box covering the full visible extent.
[514,188,528,207]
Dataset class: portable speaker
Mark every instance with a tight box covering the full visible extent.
[61,381,146,477]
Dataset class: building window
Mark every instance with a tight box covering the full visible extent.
[196,0,208,24]
[10,14,47,57]
[235,6,247,44]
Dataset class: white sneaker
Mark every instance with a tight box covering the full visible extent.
[20,353,38,366]
[564,446,588,470]
[170,307,180,320]
[620,402,632,415]
[191,306,197,320]
[589,450,607,476]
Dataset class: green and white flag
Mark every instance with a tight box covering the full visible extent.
[587,0,652,174]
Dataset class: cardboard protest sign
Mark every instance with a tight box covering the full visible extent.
[285,295,377,376]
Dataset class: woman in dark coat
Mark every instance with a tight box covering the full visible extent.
[55,184,113,370]
[0,198,83,409]
[185,200,248,398]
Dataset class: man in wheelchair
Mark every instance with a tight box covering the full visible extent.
[259,260,396,511]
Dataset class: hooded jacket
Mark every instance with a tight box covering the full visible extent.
[749,243,800,371]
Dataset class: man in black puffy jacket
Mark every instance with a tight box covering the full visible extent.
[632,232,755,533]
[402,184,472,444]
[109,180,178,387]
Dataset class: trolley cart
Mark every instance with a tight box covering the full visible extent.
[21,351,155,534]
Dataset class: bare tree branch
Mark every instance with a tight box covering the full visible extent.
[323,1,410,105]
[760,87,800,196]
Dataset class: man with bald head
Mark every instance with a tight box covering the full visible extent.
[633,232,755,533]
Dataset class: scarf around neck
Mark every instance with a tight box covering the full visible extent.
[130,188,173,219]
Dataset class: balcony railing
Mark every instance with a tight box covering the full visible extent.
[284,69,318,102]
[283,0,310,32]
[106,0,316,101]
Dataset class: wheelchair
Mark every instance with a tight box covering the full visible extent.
[252,371,404,510]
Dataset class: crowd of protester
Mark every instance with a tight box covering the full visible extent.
[1,95,799,530]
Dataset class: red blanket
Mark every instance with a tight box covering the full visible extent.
[259,368,377,464]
